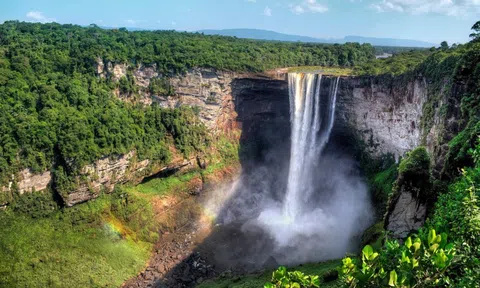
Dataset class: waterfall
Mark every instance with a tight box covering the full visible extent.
[283,73,340,220]
[254,72,373,262]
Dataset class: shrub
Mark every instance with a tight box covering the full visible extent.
[265,266,320,288]
[371,163,398,213]
[11,190,58,218]
[149,78,175,96]
[427,139,480,286]
[341,229,456,288]
[394,147,432,201]
[398,147,430,182]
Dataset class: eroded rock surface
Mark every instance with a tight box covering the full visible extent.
[1,169,51,195]
[335,76,426,160]
[65,152,194,207]
[385,189,427,238]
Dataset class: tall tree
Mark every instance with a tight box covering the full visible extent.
[470,20,480,41]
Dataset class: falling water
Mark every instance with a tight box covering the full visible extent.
[250,72,372,263]
[283,73,340,220]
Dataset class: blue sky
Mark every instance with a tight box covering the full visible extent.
[1,0,479,44]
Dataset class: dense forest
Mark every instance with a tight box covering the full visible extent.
[0,21,375,74]
[0,21,378,204]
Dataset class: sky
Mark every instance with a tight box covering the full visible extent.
[1,0,479,44]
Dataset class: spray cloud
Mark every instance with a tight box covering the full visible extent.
[210,73,374,267]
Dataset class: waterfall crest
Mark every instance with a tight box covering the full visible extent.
[284,73,339,220]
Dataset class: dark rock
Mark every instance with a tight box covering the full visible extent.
[262,256,279,269]
[323,269,339,283]
[385,188,427,238]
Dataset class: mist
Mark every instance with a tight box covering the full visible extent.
[200,73,374,270]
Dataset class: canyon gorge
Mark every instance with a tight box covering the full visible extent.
[1,18,479,288]
[1,60,461,287]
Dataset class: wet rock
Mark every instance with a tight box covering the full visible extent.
[386,189,427,239]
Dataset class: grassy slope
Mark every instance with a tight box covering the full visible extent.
[197,260,343,288]
[0,202,152,287]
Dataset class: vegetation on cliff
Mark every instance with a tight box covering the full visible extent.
[0,20,377,203]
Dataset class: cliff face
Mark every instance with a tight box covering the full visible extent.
[96,59,241,133]
[0,68,455,212]
[232,78,290,167]
[1,63,245,207]
[64,152,194,207]
[335,76,427,161]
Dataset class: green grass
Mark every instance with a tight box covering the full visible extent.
[128,170,200,196]
[371,163,398,206]
[197,260,343,288]
[0,188,160,288]
[288,66,353,76]
[0,209,152,287]
[127,135,240,197]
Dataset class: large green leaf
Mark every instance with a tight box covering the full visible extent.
[388,270,398,287]
[428,229,437,245]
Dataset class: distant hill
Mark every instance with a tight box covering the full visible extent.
[343,35,435,48]
[198,28,436,48]
[199,28,326,43]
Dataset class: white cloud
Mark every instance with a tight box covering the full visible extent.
[370,0,480,16]
[290,0,328,15]
[264,6,273,16]
[26,11,56,23]
[246,0,257,2]
[126,19,136,25]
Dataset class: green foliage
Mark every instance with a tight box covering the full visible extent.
[411,37,480,177]
[10,190,58,218]
[361,222,386,251]
[265,266,320,288]
[0,21,375,75]
[374,46,428,56]
[371,163,398,211]
[427,139,480,286]
[118,71,138,95]
[264,263,343,288]
[149,78,175,96]
[200,261,342,288]
[216,135,240,164]
[440,41,449,50]
[354,50,431,76]
[341,229,456,288]
[0,190,156,287]
[395,147,432,200]
[110,187,159,242]
[129,170,199,196]
[470,20,480,40]
[398,147,430,177]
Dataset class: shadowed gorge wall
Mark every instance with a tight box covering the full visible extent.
[232,78,290,169]
[232,74,429,164]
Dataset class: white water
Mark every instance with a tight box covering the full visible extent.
[253,73,372,263]
[284,73,339,220]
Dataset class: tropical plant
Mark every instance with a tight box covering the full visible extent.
[265,266,321,288]
[341,229,456,287]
